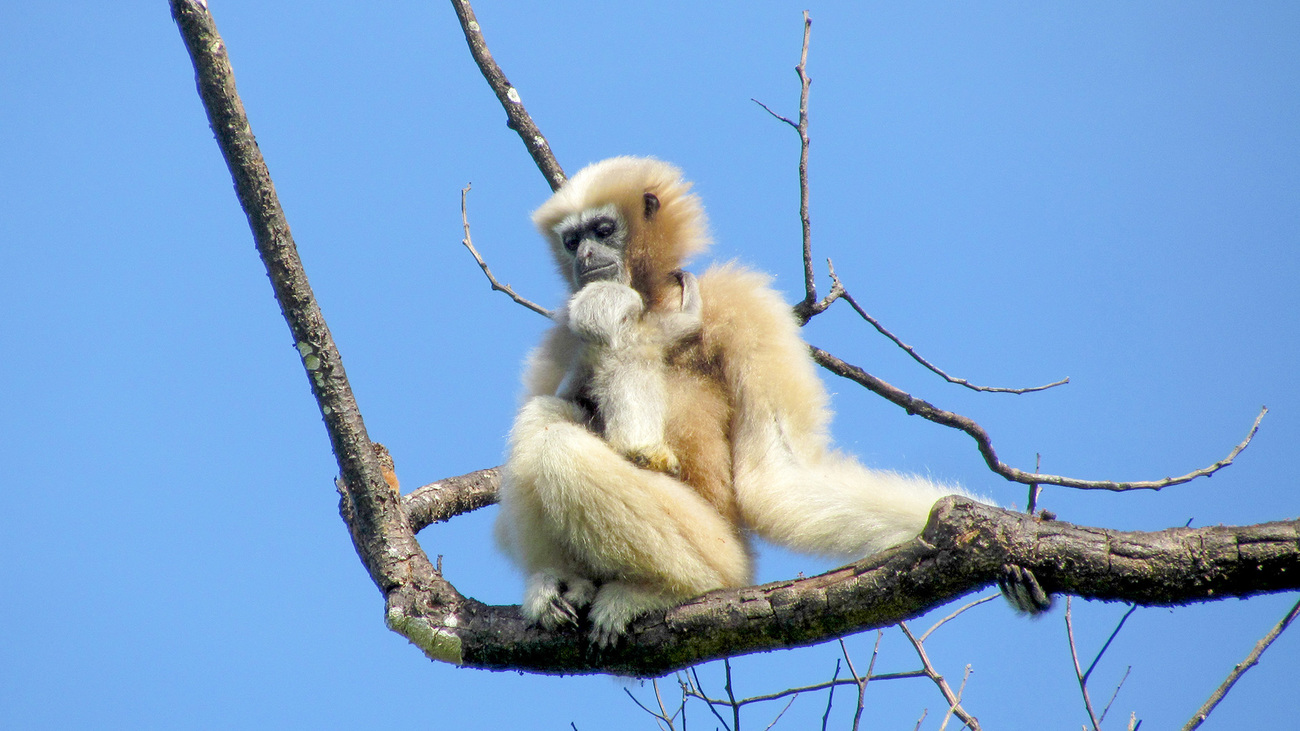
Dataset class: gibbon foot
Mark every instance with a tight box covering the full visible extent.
[998,564,1054,614]
[587,582,676,648]
[625,445,681,477]
[523,572,597,630]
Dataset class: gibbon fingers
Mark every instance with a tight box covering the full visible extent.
[496,156,996,647]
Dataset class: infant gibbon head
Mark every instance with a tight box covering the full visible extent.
[532,157,711,303]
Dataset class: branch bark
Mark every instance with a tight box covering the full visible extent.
[395,494,1300,677]
[171,0,461,634]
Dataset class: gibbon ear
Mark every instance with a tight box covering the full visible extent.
[643,192,660,219]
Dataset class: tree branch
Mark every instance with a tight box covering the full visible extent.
[449,0,566,190]
[1183,595,1300,730]
[172,0,468,662]
[388,494,1300,677]
[403,467,501,533]
[811,346,1267,492]
[829,266,1068,394]
[459,184,552,318]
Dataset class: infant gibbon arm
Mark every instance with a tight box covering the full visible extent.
[562,272,702,475]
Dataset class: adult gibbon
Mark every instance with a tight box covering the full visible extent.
[495,156,977,645]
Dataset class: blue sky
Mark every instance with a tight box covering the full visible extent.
[2,2,1297,728]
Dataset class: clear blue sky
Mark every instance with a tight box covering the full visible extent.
[2,2,1297,728]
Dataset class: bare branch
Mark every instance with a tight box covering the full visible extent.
[1183,595,1300,730]
[921,594,998,642]
[763,694,798,731]
[755,13,822,324]
[938,665,974,731]
[899,622,981,730]
[811,345,1267,492]
[170,0,451,611]
[459,184,553,318]
[402,467,500,533]
[840,632,886,731]
[792,12,815,317]
[820,659,840,731]
[724,658,741,731]
[1065,599,1104,731]
[1084,604,1139,683]
[1100,666,1132,724]
[831,267,1068,394]
[449,0,566,190]
[751,99,797,129]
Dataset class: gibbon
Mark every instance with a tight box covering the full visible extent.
[495,156,974,646]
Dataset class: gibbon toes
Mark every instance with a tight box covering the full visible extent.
[626,445,681,477]
[562,577,598,612]
[998,564,1054,614]
[587,582,676,648]
[523,572,597,630]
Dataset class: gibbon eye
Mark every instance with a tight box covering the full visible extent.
[562,232,581,252]
[593,221,616,239]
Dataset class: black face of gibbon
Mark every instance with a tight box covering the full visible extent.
[558,211,628,287]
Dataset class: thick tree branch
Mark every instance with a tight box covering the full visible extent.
[171,0,464,641]
[811,346,1266,492]
[388,495,1300,676]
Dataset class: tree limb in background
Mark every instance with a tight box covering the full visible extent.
[1183,596,1300,730]
[171,0,466,658]
[813,346,1267,492]
[449,0,566,191]
[752,12,820,322]
[460,184,552,318]
[828,265,1069,394]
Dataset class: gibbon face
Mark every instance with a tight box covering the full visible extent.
[550,203,631,287]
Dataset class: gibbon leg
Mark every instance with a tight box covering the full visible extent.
[732,417,964,559]
[498,396,751,642]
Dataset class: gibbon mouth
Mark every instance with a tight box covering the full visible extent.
[579,262,618,281]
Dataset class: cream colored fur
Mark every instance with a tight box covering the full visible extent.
[496,157,968,644]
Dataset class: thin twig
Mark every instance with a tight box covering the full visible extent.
[938,665,973,731]
[754,13,829,325]
[812,344,1268,492]
[1100,666,1131,723]
[899,622,981,730]
[763,694,798,731]
[459,184,552,318]
[819,659,840,731]
[1027,454,1042,514]
[1183,595,1300,730]
[1084,605,1138,683]
[724,658,742,731]
[1065,598,1103,731]
[624,685,674,731]
[691,666,735,731]
[921,594,998,642]
[449,0,565,190]
[840,632,884,731]
[831,267,1068,394]
[793,12,815,318]
[689,671,926,709]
